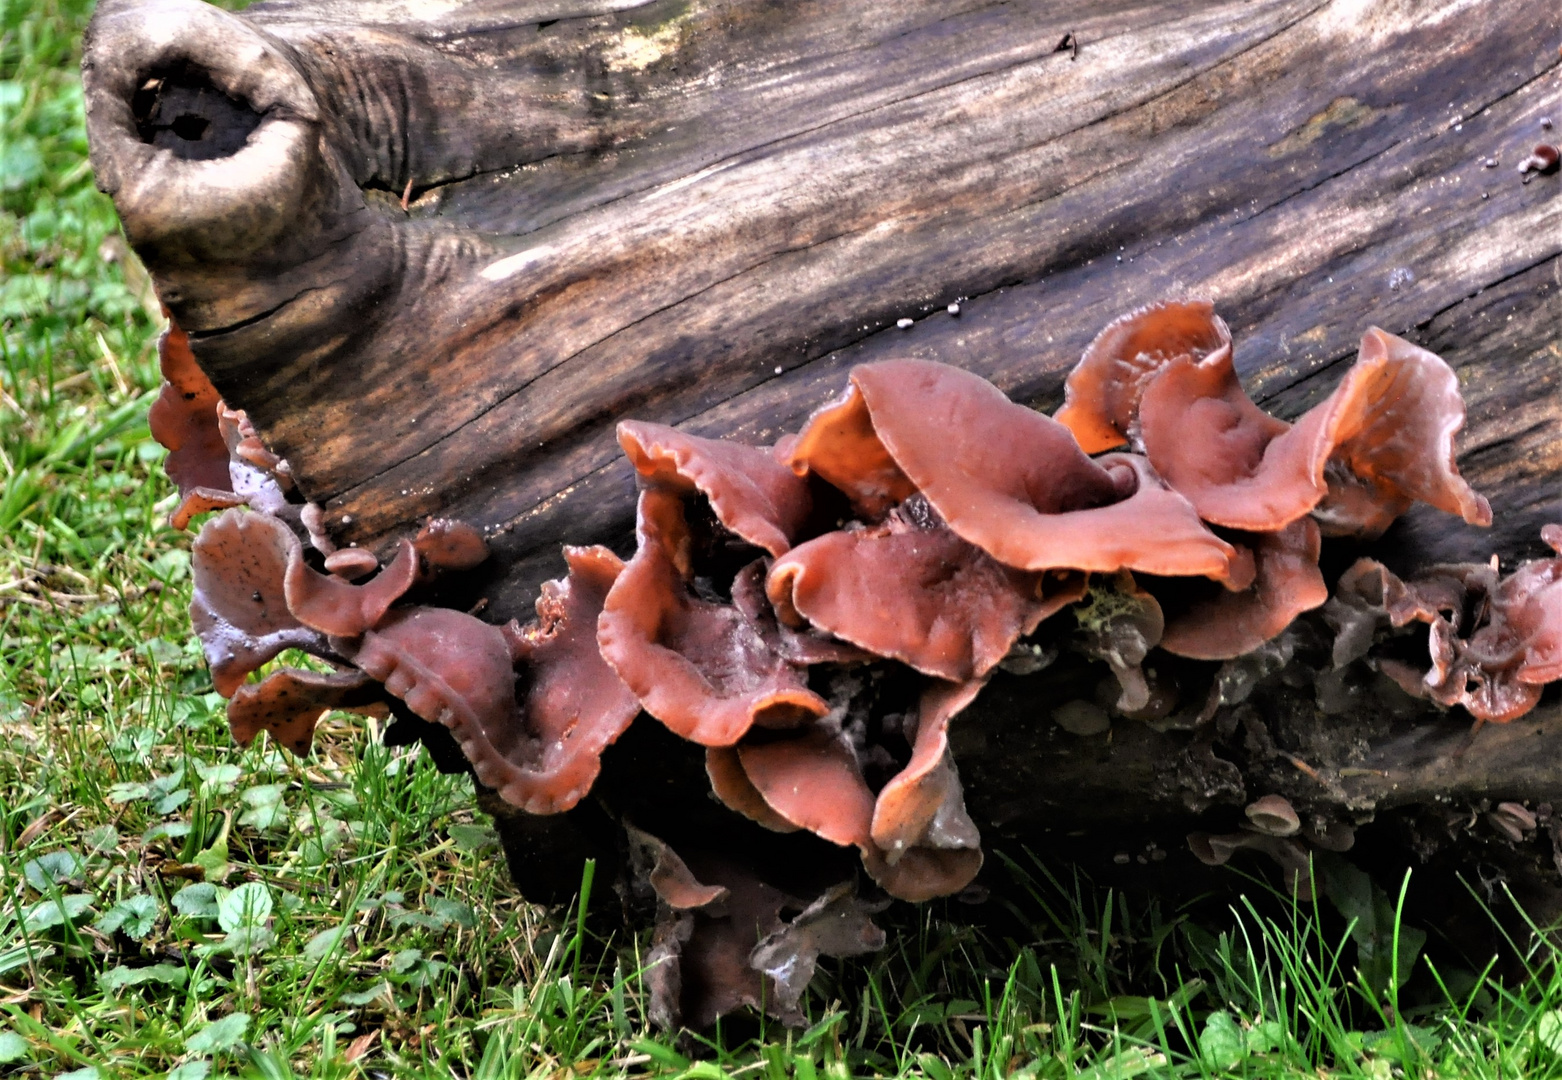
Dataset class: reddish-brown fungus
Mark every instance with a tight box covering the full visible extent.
[1159,518,1328,660]
[598,490,828,747]
[730,561,873,667]
[627,826,731,909]
[1187,830,1313,895]
[729,683,988,903]
[1055,299,1232,453]
[786,382,915,519]
[805,359,1247,583]
[147,319,229,499]
[737,726,879,849]
[766,496,1083,681]
[171,489,247,531]
[1136,325,1489,536]
[323,548,380,580]
[1136,349,1309,531]
[227,667,386,756]
[413,518,490,572]
[190,509,329,696]
[344,549,639,813]
[1245,794,1301,837]
[870,680,986,873]
[620,421,813,557]
[501,545,641,812]
[1310,328,1491,537]
[284,539,419,637]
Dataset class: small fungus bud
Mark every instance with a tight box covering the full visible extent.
[1245,794,1301,836]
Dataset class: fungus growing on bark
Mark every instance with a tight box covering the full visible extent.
[413,517,490,572]
[1055,299,1232,453]
[1056,303,1488,539]
[147,319,228,500]
[342,547,639,813]
[1073,572,1166,712]
[766,495,1083,681]
[789,358,1247,584]
[323,548,379,579]
[727,682,987,902]
[785,382,914,519]
[620,421,812,556]
[598,489,828,747]
[1244,794,1301,836]
[227,667,386,755]
[869,679,986,877]
[1411,525,1562,722]
[635,840,886,1030]
[1159,519,1328,660]
[284,538,419,637]
[1187,829,1313,895]
[190,509,329,696]
[1309,328,1492,537]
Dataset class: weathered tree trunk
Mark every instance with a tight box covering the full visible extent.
[83,0,1562,929]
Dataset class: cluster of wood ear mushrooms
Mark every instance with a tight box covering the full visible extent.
[152,300,1561,1029]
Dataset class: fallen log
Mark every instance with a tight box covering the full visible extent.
[83,0,1562,1028]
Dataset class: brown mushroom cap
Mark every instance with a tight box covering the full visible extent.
[1138,326,1490,536]
[1159,518,1328,660]
[1311,328,1492,538]
[323,548,380,580]
[728,717,984,903]
[342,547,639,813]
[1186,830,1313,895]
[597,489,828,747]
[227,667,385,756]
[501,544,642,812]
[1055,299,1232,453]
[284,539,419,638]
[620,421,813,557]
[736,726,878,848]
[766,497,1082,681]
[147,319,229,499]
[626,826,731,910]
[730,560,874,667]
[1244,794,1301,837]
[413,517,490,572]
[190,508,329,697]
[804,357,1246,582]
[1135,348,1311,531]
[870,679,986,862]
[786,382,916,520]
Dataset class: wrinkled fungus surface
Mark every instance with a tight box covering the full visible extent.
[190,509,328,696]
[171,296,1545,1032]
[620,421,812,556]
[148,319,229,498]
[228,668,385,755]
[599,490,828,747]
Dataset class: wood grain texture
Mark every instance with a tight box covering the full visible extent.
[84,0,1562,625]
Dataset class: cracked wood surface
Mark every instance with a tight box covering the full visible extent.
[83,0,1561,623]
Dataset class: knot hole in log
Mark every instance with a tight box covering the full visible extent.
[131,62,264,160]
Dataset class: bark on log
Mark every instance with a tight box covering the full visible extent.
[83,0,1562,954]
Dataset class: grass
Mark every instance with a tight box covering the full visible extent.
[7,0,1562,1075]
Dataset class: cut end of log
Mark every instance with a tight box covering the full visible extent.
[83,0,329,266]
